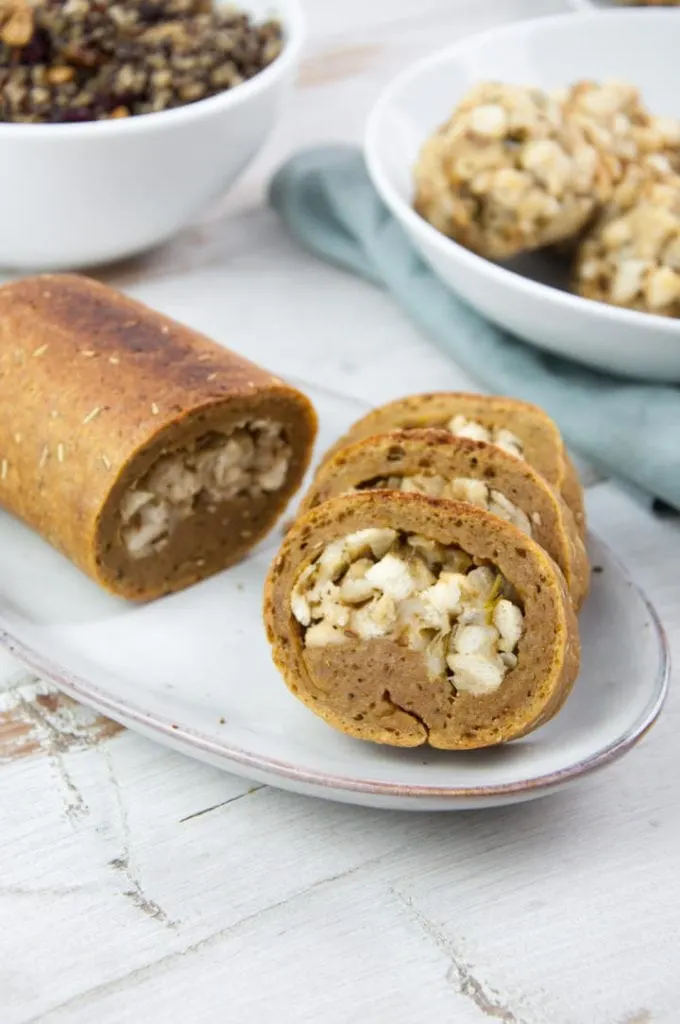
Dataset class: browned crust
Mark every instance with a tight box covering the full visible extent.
[264,490,580,750]
[561,451,587,537]
[317,392,585,535]
[299,430,589,610]
[0,274,318,600]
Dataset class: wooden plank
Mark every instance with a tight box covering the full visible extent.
[0,677,122,765]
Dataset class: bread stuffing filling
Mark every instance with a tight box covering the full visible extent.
[291,528,524,696]
[121,420,291,558]
[413,82,607,260]
[446,415,524,459]
[361,473,532,535]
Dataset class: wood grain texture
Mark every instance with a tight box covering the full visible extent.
[0,678,122,764]
[0,1,677,1022]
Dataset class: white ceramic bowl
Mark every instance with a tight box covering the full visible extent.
[569,0,638,9]
[365,10,680,382]
[0,0,303,271]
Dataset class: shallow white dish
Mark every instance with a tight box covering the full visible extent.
[365,10,680,382]
[0,383,668,811]
[0,0,303,271]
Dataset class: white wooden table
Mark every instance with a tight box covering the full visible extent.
[1,3,679,1022]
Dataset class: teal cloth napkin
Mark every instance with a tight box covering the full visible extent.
[269,145,680,512]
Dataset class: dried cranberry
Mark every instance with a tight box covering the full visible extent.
[97,90,138,112]
[20,27,52,66]
[95,91,117,112]
[139,3,165,25]
[54,106,93,123]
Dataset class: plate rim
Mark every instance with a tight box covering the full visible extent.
[0,533,670,802]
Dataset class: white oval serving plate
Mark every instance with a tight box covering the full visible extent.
[365,10,680,382]
[0,383,669,811]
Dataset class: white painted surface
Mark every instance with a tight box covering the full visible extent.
[1,1,679,1022]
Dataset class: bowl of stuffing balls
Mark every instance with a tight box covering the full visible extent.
[0,0,304,269]
[365,8,680,381]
